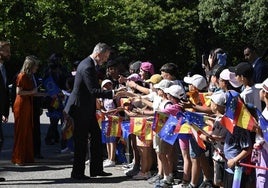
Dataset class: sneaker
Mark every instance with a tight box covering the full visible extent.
[125,164,140,177]
[122,161,134,170]
[160,178,173,185]
[155,179,173,188]
[103,160,115,168]
[132,171,151,180]
[61,147,70,153]
[147,174,163,184]
[174,182,189,188]
[103,159,110,165]
[199,180,214,188]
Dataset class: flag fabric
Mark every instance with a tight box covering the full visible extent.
[121,121,130,139]
[203,125,213,133]
[152,111,169,133]
[199,92,211,107]
[225,91,255,131]
[140,121,153,141]
[101,121,109,143]
[96,111,105,128]
[184,111,206,128]
[129,117,147,137]
[174,112,192,136]
[256,108,268,142]
[191,125,206,150]
[43,76,61,96]
[106,116,122,137]
[219,115,235,134]
[158,115,179,145]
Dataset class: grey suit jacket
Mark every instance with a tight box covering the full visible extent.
[65,56,113,118]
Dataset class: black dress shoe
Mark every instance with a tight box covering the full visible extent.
[0,177,5,182]
[71,174,90,180]
[90,171,112,177]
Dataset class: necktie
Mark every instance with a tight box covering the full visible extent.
[0,64,7,86]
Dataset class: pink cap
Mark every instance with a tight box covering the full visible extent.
[140,62,154,75]
[127,73,141,82]
[161,104,181,116]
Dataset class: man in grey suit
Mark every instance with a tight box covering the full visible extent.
[0,41,11,182]
[64,43,114,180]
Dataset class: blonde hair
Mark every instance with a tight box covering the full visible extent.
[20,56,39,75]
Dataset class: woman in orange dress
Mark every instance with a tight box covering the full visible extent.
[12,56,41,165]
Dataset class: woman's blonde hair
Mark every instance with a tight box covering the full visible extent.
[20,55,39,75]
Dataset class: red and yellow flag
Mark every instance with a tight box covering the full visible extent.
[199,92,211,107]
[191,125,206,150]
[107,116,122,137]
[96,111,105,128]
[140,121,153,141]
[152,111,169,133]
[129,117,147,137]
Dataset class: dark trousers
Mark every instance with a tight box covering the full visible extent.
[45,118,60,143]
[33,110,41,156]
[71,115,103,177]
[0,120,3,152]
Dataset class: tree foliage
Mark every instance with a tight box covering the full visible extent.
[0,0,267,76]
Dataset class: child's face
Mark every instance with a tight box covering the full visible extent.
[259,89,268,102]
[210,101,218,113]
[103,82,113,90]
[188,84,196,92]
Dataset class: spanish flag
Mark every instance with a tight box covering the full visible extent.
[191,125,206,150]
[107,115,122,137]
[96,111,105,128]
[129,117,147,137]
[199,92,211,107]
[225,91,255,131]
[140,121,153,141]
[152,111,169,133]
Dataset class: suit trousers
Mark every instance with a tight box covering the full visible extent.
[71,111,103,177]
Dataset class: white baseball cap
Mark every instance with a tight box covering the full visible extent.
[219,69,242,88]
[183,74,208,90]
[255,78,268,93]
[164,85,185,99]
[154,79,173,90]
[207,90,227,106]
[101,79,113,88]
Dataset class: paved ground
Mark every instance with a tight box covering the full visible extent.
[0,109,154,188]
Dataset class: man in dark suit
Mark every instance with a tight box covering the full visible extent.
[64,43,114,180]
[244,45,268,83]
[0,41,11,182]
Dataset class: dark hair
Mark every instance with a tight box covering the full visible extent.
[49,53,62,64]
[244,45,256,52]
[160,63,178,77]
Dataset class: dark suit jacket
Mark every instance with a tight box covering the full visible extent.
[253,58,268,83]
[0,65,9,117]
[66,56,113,118]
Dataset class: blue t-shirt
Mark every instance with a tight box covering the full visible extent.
[224,126,252,174]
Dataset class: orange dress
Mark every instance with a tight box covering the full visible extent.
[12,73,34,165]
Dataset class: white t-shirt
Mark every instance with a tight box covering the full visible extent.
[240,85,262,111]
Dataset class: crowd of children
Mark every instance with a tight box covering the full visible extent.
[43,46,268,188]
[90,46,268,188]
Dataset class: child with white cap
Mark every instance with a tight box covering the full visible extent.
[99,79,117,168]
[204,91,228,188]
[157,85,191,187]
[131,79,173,181]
